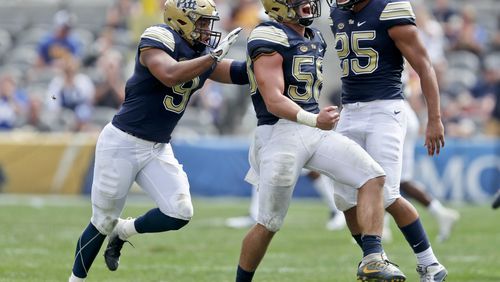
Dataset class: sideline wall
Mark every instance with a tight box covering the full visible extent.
[0,134,498,203]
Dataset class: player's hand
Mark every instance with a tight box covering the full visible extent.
[210,27,242,62]
[425,118,445,156]
[316,106,339,130]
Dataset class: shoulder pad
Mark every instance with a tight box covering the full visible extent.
[141,26,176,52]
[248,25,290,48]
[380,1,415,21]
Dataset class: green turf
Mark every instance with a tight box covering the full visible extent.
[0,195,499,282]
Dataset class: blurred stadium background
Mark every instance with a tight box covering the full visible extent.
[0,0,498,281]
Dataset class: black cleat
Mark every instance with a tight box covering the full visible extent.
[492,190,500,209]
[104,235,129,271]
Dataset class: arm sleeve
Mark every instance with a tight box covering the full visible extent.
[230,60,249,85]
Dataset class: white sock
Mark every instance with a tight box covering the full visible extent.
[120,218,139,240]
[416,246,439,266]
[69,273,85,282]
[428,200,444,217]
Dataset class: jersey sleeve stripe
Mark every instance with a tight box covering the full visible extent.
[380,1,415,21]
[141,26,175,52]
[248,26,290,47]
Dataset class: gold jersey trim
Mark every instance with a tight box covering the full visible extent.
[248,26,290,47]
[380,1,415,21]
[141,26,175,52]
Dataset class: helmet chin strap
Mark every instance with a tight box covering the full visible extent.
[299,18,313,26]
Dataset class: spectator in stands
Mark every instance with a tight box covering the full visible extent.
[432,0,457,42]
[93,50,125,109]
[46,56,95,132]
[414,4,447,90]
[490,15,500,51]
[0,72,29,130]
[471,62,500,136]
[449,5,488,56]
[23,93,51,132]
[36,10,81,68]
[105,0,137,31]
[223,0,262,35]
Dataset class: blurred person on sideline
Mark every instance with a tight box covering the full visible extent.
[36,10,81,68]
[93,50,126,109]
[327,0,447,280]
[235,0,405,281]
[67,0,247,281]
[0,73,30,130]
[46,56,95,132]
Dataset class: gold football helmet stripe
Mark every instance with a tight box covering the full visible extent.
[248,26,290,47]
[141,26,175,52]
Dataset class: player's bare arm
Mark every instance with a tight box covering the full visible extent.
[209,59,248,85]
[389,24,445,156]
[140,47,216,87]
[254,52,338,130]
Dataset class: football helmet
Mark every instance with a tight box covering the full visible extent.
[163,0,221,49]
[261,0,321,26]
[326,0,366,10]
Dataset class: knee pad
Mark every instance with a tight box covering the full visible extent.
[171,194,194,220]
[265,153,297,187]
[258,214,284,233]
[91,193,122,235]
[91,214,118,235]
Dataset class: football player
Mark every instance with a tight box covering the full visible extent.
[68,0,247,281]
[327,0,447,281]
[235,0,405,281]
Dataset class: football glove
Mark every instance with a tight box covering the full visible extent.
[210,27,242,62]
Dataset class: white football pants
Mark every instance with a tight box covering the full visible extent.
[90,123,192,235]
[334,99,407,210]
[245,119,384,231]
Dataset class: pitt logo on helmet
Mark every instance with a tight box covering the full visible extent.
[177,0,197,9]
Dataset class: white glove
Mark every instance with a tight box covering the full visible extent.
[210,27,242,62]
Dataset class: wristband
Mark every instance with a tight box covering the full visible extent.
[296,109,318,127]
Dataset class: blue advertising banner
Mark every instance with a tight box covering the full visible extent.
[414,138,499,203]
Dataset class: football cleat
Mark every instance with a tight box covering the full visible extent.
[104,218,134,271]
[436,208,460,243]
[326,213,346,231]
[492,190,500,209]
[357,253,406,282]
[416,263,448,282]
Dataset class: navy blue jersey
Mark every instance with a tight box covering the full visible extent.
[329,0,416,104]
[247,21,326,126]
[112,24,215,143]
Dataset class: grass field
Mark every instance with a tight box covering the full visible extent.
[0,195,499,282]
